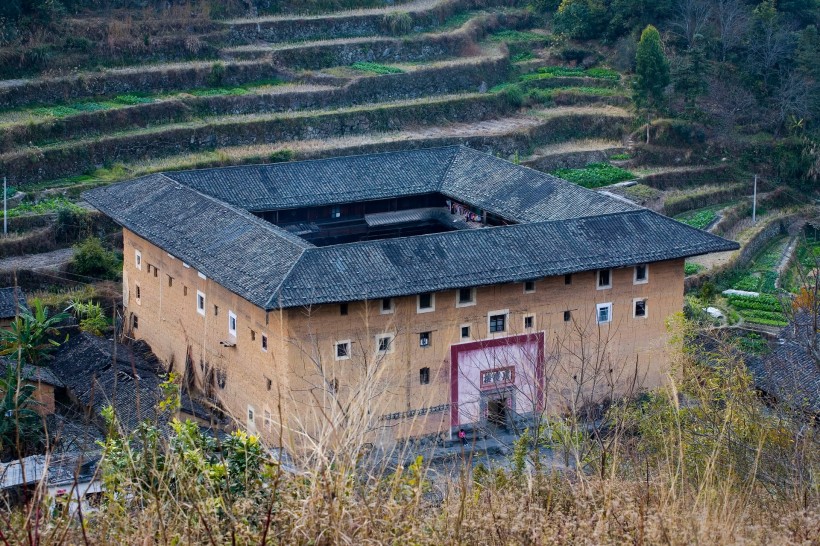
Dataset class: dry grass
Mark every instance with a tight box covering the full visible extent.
[2,321,817,545]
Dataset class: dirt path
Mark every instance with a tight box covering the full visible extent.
[0,248,74,273]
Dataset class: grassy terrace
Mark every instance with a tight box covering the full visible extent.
[22,106,630,192]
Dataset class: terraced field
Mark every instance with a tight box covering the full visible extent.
[1,0,803,299]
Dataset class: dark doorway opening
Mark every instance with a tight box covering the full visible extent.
[487,397,507,428]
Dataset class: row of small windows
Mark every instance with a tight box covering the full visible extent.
[335,299,648,360]
[338,266,649,316]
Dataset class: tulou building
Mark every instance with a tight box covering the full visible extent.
[85,146,738,447]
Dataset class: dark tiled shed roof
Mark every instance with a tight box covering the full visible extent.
[84,146,739,310]
[0,287,27,319]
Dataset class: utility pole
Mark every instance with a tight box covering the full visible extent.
[3,176,6,236]
[752,174,757,224]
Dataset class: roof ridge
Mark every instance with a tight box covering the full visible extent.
[170,178,314,250]
[264,246,309,310]
[436,145,467,191]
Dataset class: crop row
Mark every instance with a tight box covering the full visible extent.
[726,294,785,313]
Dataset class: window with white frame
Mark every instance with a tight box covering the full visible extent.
[417,292,435,313]
[634,264,648,284]
[460,324,471,340]
[488,310,508,333]
[335,340,351,361]
[381,298,393,314]
[597,269,612,289]
[228,311,237,337]
[596,302,613,324]
[135,250,142,270]
[376,333,394,355]
[247,406,255,427]
[264,409,272,431]
[634,298,648,318]
[456,287,476,307]
[196,291,206,315]
[524,280,536,293]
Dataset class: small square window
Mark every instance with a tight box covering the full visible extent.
[417,293,434,313]
[596,303,613,324]
[457,288,475,306]
[563,310,571,322]
[196,291,206,315]
[331,206,341,219]
[247,406,255,424]
[132,314,138,329]
[266,377,272,391]
[335,341,351,360]
[524,315,534,329]
[489,313,507,333]
[597,269,612,289]
[634,299,647,318]
[419,367,430,385]
[228,311,237,337]
[381,298,393,313]
[340,303,348,316]
[565,273,572,285]
[135,250,142,270]
[460,325,470,339]
[262,334,268,352]
[376,334,394,354]
[524,280,535,293]
[634,264,648,284]
[419,331,431,347]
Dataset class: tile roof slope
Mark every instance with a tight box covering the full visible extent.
[0,357,64,387]
[49,332,218,434]
[166,147,459,211]
[85,147,739,311]
[442,147,638,222]
[270,209,738,307]
[85,173,310,308]
[0,286,28,318]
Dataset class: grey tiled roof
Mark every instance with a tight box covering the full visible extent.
[85,174,310,308]
[0,358,64,387]
[165,146,638,221]
[168,147,457,211]
[271,210,736,307]
[0,287,27,319]
[84,146,739,310]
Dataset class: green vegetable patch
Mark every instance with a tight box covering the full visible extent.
[552,163,635,188]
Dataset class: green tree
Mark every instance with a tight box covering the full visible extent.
[72,236,120,279]
[553,0,608,40]
[634,25,671,109]
[0,365,43,459]
[674,37,708,110]
[633,25,671,144]
[0,299,68,365]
